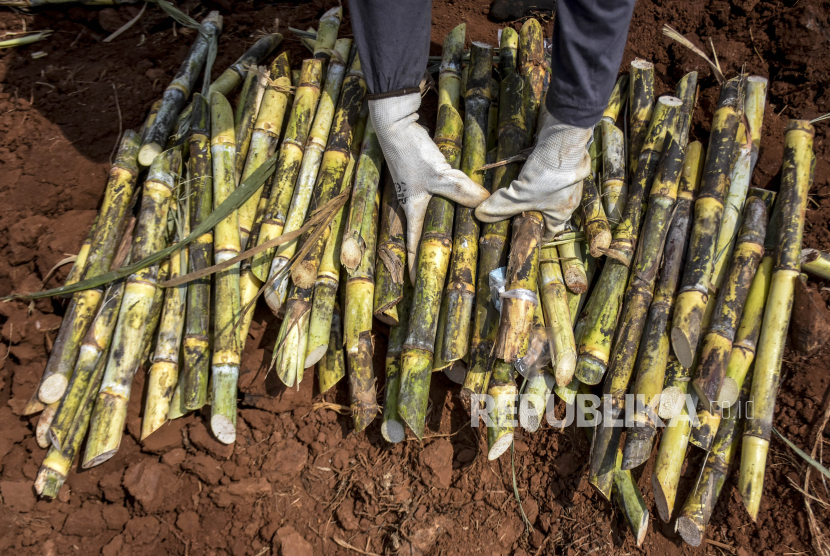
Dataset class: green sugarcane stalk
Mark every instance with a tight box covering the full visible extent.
[581,173,612,257]
[673,72,698,150]
[181,94,213,411]
[311,6,343,66]
[237,52,292,251]
[677,371,753,546]
[382,281,414,443]
[253,58,325,285]
[801,248,830,280]
[83,148,181,467]
[612,447,650,547]
[345,179,380,432]
[629,59,655,174]
[575,96,681,386]
[234,67,267,178]
[746,76,768,175]
[620,140,704,470]
[138,12,222,167]
[266,39,353,311]
[671,77,743,369]
[599,74,629,222]
[209,92,243,445]
[289,55,366,291]
[740,119,815,521]
[372,175,406,325]
[590,132,685,494]
[317,298,346,394]
[460,33,516,407]
[209,33,282,99]
[559,230,588,294]
[38,131,141,405]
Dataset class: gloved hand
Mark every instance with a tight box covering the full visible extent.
[475,109,592,240]
[370,92,490,283]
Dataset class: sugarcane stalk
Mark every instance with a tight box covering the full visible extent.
[801,248,830,279]
[82,148,181,467]
[740,119,814,521]
[671,77,743,368]
[317,298,346,394]
[312,6,342,64]
[580,173,611,257]
[272,283,314,389]
[63,218,97,287]
[233,68,267,178]
[613,448,650,547]
[692,198,766,417]
[558,230,588,294]
[308,122,381,367]
[677,371,753,546]
[210,33,282,99]
[651,357,695,521]
[252,58,326,284]
[141,231,188,439]
[589,133,685,494]
[746,76,768,175]
[620,140,704,470]
[209,92,243,445]
[629,59,655,174]
[179,94,213,411]
[38,131,141,405]
[382,281,413,443]
[601,124,627,224]
[575,96,681,386]
[237,53,292,250]
[673,72,698,150]
[288,55,366,291]
[345,181,380,433]
[139,99,164,144]
[138,12,222,167]
[265,39,353,311]
[372,175,406,325]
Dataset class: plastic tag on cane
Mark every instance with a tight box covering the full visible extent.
[489,267,508,312]
[515,325,553,377]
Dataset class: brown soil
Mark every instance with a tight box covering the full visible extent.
[1,0,829,555]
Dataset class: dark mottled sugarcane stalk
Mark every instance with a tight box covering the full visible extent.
[317,297,346,394]
[599,74,628,222]
[234,67,267,178]
[613,448,650,547]
[181,94,213,411]
[38,131,141,405]
[629,60,655,174]
[83,148,181,467]
[673,72,698,150]
[210,33,282,99]
[253,58,325,285]
[345,181,380,432]
[559,229,589,294]
[575,96,681,386]
[671,77,743,369]
[289,55,367,291]
[581,173,611,257]
[740,120,814,520]
[209,93,243,445]
[266,39,353,311]
[372,175,406,325]
[138,12,222,167]
[677,372,753,547]
[237,52,292,250]
[382,281,413,443]
[396,26,470,437]
[692,198,766,416]
[589,133,685,494]
[620,141,704,470]
[460,33,515,406]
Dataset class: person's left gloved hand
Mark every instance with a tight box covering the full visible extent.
[475,109,593,240]
[370,91,491,283]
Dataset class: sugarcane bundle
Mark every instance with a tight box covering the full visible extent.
[671,77,743,368]
[740,119,815,520]
[620,140,704,470]
[397,25,470,437]
[266,39,353,311]
[589,130,685,497]
[575,96,681,386]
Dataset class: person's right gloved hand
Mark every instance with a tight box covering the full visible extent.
[370,91,491,284]
[475,109,593,240]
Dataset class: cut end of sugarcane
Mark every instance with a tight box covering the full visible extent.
[670,325,696,369]
[36,404,57,449]
[83,449,119,469]
[39,376,68,405]
[621,426,655,470]
[575,355,606,385]
[23,393,46,416]
[374,305,399,326]
[487,433,513,461]
[340,238,363,272]
[140,417,167,442]
[675,516,704,547]
[442,360,467,384]
[652,473,673,523]
[689,410,719,451]
[211,415,237,445]
[82,392,128,468]
[304,346,327,369]
[34,467,66,499]
[563,269,588,294]
[263,282,285,316]
[589,229,613,258]
[657,386,686,420]
[631,59,654,71]
[716,377,740,410]
[554,353,577,388]
[380,419,405,444]
[138,142,162,167]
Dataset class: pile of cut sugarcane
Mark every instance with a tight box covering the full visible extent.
[15,7,818,548]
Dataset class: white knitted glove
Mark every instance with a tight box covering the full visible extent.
[370,92,490,282]
[475,109,592,240]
